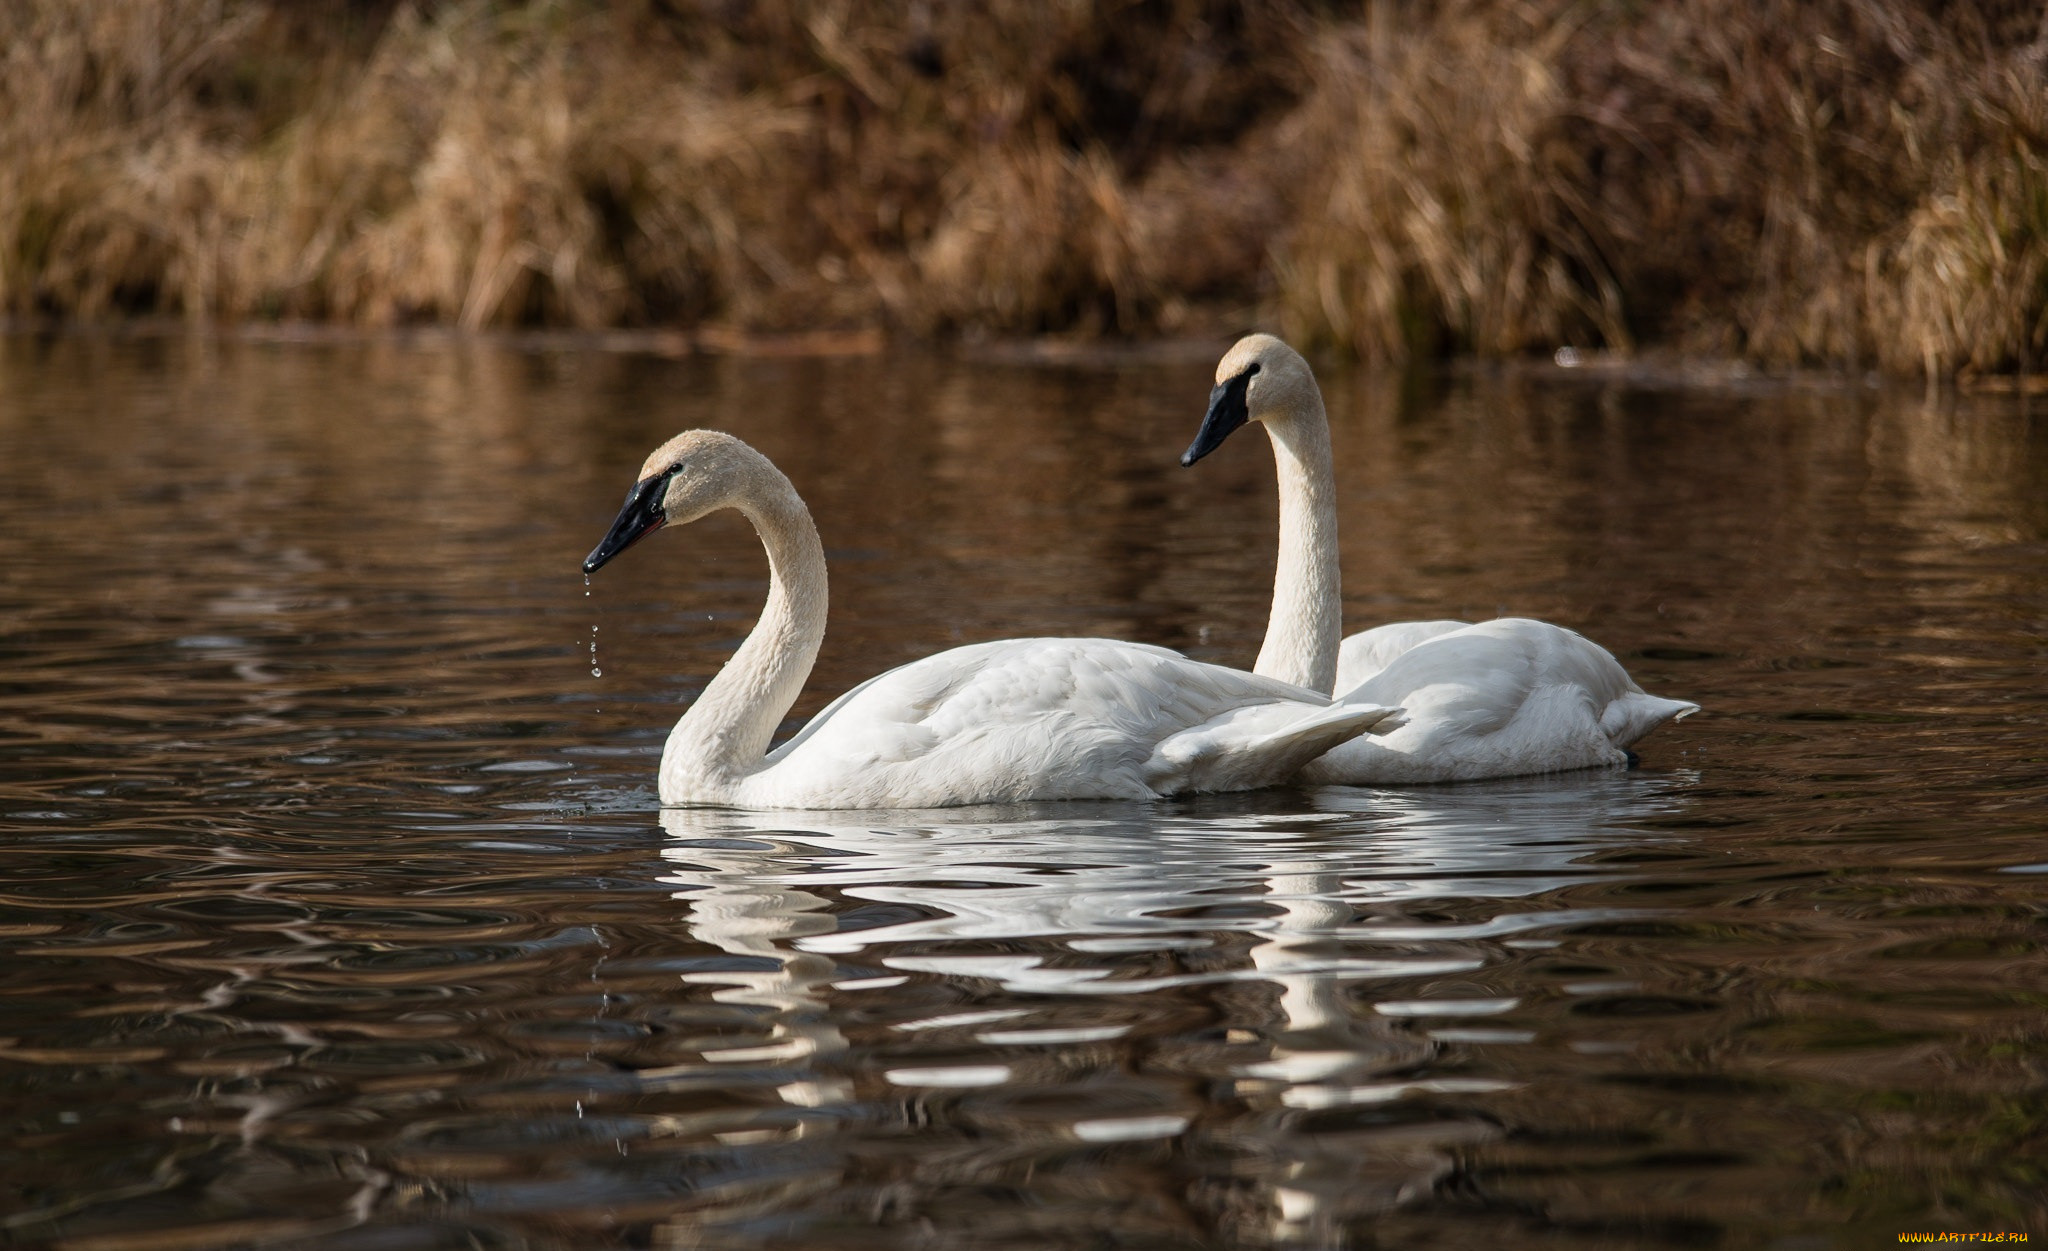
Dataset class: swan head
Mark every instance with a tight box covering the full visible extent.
[1182,333,1321,466]
[583,430,763,574]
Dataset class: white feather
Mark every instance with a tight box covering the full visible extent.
[589,430,1402,810]
[1194,336,1697,783]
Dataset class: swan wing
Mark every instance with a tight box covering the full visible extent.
[1333,619,1472,689]
[1455,620,1697,746]
[750,638,1399,807]
[1345,620,1566,737]
[1309,619,1694,783]
[1146,697,1402,794]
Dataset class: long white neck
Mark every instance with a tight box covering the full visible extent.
[1253,397,1341,694]
[662,468,828,796]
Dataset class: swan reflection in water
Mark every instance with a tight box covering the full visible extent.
[654,772,1694,1245]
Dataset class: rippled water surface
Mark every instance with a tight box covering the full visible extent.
[2,330,2044,1249]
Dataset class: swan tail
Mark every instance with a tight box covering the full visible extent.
[1146,701,1404,795]
[1600,692,1700,749]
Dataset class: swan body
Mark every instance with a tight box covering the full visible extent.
[584,429,1402,809]
[1310,616,1697,783]
[1183,335,1697,783]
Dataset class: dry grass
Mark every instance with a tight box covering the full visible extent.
[1272,2,1629,361]
[3,0,2045,374]
[1555,0,2048,375]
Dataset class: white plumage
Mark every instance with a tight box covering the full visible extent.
[1184,335,1697,783]
[1310,616,1696,783]
[584,429,1401,809]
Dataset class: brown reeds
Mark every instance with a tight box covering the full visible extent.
[2,0,2044,374]
[1272,2,1630,362]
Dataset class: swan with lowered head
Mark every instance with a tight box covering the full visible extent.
[584,429,1404,809]
[1181,334,1697,784]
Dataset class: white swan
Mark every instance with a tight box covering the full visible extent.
[583,429,1404,808]
[1181,334,1697,784]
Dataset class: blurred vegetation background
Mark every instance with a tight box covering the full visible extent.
[3,0,2043,374]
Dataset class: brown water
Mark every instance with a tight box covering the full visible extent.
[1,330,2043,1250]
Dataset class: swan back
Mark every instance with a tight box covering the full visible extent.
[1334,620,1473,689]
[716,637,1402,809]
[1311,618,1698,783]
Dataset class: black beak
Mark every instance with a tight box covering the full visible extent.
[583,474,667,574]
[1181,367,1255,467]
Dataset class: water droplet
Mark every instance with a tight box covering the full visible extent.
[591,667,602,677]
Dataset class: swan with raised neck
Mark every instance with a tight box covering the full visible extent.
[1184,334,1340,693]
[584,429,1405,808]
[1183,336,1698,783]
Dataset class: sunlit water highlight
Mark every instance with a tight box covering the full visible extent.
[0,330,2043,1249]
